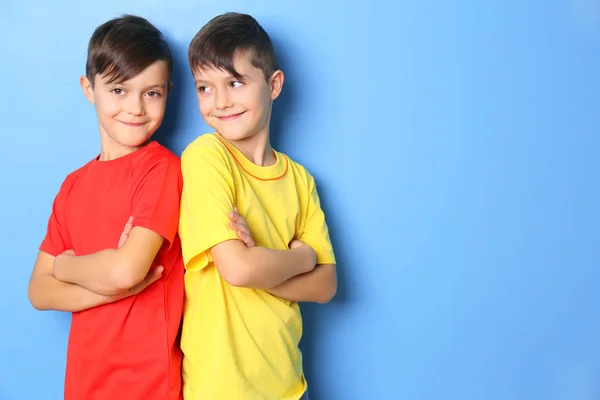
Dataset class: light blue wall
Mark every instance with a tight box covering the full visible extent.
[2,1,600,399]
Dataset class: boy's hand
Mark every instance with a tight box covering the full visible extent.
[53,249,76,275]
[118,216,134,248]
[113,265,163,300]
[289,239,317,270]
[289,239,305,250]
[229,207,255,247]
[289,239,317,272]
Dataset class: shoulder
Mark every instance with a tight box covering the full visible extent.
[56,159,94,196]
[181,133,232,171]
[125,142,182,183]
[182,133,226,156]
[136,141,181,169]
[278,152,315,190]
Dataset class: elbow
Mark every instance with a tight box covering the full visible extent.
[216,259,253,288]
[222,274,248,288]
[31,302,50,311]
[28,286,49,311]
[315,273,337,304]
[110,261,146,293]
[28,295,45,311]
[211,241,261,287]
[316,285,337,304]
[219,267,252,288]
[312,265,337,304]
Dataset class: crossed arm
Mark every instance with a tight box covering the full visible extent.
[218,210,337,304]
[28,219,163,312]
[29,207,336,313]
[52,226,163,296]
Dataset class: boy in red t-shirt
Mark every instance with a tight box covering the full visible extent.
[27,15,183,400]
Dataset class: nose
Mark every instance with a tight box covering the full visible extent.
[215,89,232,110]
[126,95,145,116]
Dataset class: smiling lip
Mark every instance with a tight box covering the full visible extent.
[120,121,147,128]
[216,112,245,121]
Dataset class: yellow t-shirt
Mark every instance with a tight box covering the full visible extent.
[178,133,336,400]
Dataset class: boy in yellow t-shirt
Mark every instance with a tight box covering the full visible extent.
[178,12,337,400]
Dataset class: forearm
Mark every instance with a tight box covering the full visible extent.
[266,264,337,304]
[224,245,316,289]
[28,273,114,312]
[53,249,125,296]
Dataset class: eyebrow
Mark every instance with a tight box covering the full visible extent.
[194,74,250,85]
[140,83,168,91]
[106,81,167,90]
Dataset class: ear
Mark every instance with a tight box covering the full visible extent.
[80,76,95,104]
[167,81,173,95]
[269,70,284,101]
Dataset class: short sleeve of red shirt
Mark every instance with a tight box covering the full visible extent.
[40,174,75,257]
[131,153,183,247]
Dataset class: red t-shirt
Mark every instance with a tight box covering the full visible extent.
[40,141,183,400]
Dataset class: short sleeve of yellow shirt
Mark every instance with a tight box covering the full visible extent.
[178,143,238,271]
[299,175,336,265]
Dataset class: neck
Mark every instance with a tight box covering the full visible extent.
[98,128,145,161]
[227,128,275,166]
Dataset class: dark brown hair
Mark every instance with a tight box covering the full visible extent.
[188,12,278,81]
[86,15,173,86]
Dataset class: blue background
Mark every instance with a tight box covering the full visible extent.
[2,0,600,399]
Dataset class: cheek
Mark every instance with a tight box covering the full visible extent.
[197,97,212,115]
[96,97,121,118]
[242,89,267,112]
[246,96,265,116]
[146,100,167,121]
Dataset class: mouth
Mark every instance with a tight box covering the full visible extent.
[215,111,246,121]
[120,121,147,128]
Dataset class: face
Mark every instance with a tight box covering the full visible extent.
[193,52,283,143]
[81,61,171,154]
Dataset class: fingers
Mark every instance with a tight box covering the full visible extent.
[289,239,305,249]
[236,230,255,247]
[228,221,249,233]
[229,212,248,230]
[118,233,127,248]
[123,216,134,235]
[143,266,163,285]
[229,221,254,247]
[118,216,134,248]
[128,266,163,295]
[148,266,164,282]
[228,208,245,225]
[228,208,255,247]
[141,266,163,290]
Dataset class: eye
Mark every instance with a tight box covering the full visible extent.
[111,88,125,95]
[230,81,244,88]
[147,90,161,98]
[197,85,213,94]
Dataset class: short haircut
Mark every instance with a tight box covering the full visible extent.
[85,14,173,85]
[188,12,278,81]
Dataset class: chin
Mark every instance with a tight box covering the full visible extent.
[217,129,256,142]
[117,135,154,148]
